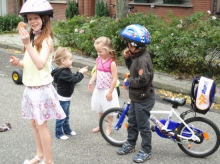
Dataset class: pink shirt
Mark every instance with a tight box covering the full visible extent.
[96,57,114,89]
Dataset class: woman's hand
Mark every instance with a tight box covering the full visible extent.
[9,56,20,66]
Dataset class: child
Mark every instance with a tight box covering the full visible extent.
[9,0,66,164]
[88,36,120,135]
[51,47,88,140]
[117,24,155,163]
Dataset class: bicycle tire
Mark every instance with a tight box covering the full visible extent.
[99,107,128,147]
[177,117,220,158]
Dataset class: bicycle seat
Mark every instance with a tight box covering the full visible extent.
[163,97,186,107]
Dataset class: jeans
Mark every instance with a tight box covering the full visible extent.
[127,95,155,154]
[55,100,72,138]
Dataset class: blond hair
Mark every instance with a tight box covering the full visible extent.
[94,36,117,62]
[54,46,72,66]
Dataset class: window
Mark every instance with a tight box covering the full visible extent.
[48,0,67,4]
[217,0,220,14]
[131,0,191,5]
[49,0,66,1]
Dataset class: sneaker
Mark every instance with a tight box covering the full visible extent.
[117,142,135,155]
[133,150,151,163]
[70,131,76,136]
[59,135,68,140]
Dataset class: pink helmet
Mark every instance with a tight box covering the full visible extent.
[20,0,53,18]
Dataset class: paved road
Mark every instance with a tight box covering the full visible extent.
[0,48,220,164]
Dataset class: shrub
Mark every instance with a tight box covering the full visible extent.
[148,12,220,78]
[0,14,23,33]
[65,0,78,19]
[53,11,220,78]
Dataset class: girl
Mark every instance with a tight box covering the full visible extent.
[52,47,88,140]
[10,0,66,164]
[88,36,120,135]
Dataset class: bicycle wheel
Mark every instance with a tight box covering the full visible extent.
[99,107,128,147]
[177,117,220,158]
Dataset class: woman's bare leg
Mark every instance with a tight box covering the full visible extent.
[36,121,53,164]
[27,119,44,164]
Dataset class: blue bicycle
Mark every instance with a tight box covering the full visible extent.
[99,78,220,158]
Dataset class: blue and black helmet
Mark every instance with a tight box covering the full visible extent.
[120,24,151,48]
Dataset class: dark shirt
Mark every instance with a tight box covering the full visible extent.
[125,50,155,102]
[51,68,84,97]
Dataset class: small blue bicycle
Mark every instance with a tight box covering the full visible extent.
[99,77,220,158]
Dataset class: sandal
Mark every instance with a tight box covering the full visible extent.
[23,155,43,164]
[4,123,11,130]
[92,127,100,133]
[0,123,11,132]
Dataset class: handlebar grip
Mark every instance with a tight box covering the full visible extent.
[124,81,129,87]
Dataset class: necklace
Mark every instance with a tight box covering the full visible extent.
[33,30,42,35]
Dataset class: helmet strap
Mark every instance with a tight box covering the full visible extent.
[127,42,139,56]
[39,16,50,30]
[127,44,146,57]
[42,17,50,26]
[30,33,35,47]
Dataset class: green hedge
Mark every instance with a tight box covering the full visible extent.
[53,12,220,79]
[0,14,23,33]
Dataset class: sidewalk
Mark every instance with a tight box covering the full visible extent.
[0,33,220,104]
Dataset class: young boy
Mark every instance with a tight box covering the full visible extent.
[52,47,88,140]
[117,24,155,163]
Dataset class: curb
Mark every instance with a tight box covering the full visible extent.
[1,42,220,104]
[0,42,22,51]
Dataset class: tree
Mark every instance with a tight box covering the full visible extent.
[65,0,78,19]
[116,0,129,18]
[96,0,109,17]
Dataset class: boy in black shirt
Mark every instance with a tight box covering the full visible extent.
[117,24,155,163]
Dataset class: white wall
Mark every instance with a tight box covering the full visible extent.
[0,0,7,16]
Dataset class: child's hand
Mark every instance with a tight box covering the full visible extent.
[88,83,93,91]
[123,48,131,59]
[79,66,88,74]
[9,56,20,66]
[19,27,30,46]
[106,92,112,101]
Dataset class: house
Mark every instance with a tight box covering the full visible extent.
[1,0,220,20]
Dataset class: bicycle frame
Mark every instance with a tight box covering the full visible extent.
[115,101,201,143]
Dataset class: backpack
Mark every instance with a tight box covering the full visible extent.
[190,76,216,114]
